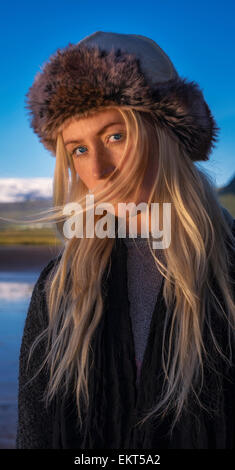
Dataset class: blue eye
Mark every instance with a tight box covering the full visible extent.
[71,133,124,158]
[108,133,123,143]
[72,146,87,157]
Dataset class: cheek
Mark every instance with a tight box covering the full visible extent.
[73,159,80,174]
[137,158,159,201]
[73,158,84,175]
[115,142,132,172]
[72,160,87,182]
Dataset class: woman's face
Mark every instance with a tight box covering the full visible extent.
[62,108,128,193]
[62,108,158,229]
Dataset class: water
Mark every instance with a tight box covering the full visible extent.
[0,271,39,448]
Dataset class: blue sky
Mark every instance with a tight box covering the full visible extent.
[0,0,234,188]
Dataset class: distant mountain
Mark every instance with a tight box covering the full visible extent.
[0,199,53,229]
[0,178,52,203]
[217,174,235,195]
[1,175,235,202]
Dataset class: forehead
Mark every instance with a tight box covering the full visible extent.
[61,108,125,140]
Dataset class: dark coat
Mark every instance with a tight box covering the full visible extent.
[16,220,235,449]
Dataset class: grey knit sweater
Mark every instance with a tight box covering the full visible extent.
[122,234,165,386]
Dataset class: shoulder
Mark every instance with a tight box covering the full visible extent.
[220,205,234,230]
[17,254,63,449]
[220,207,235,260]
[25,252,63,330]
[18,252,63,379]
[232,218,235,236]
[31,253,62,300]
[35,252,62,290]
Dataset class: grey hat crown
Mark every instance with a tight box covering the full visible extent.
[78,31,179,85]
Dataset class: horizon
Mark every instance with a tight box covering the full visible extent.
[0,173,235,204]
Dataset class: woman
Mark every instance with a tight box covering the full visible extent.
[16,31,235,449]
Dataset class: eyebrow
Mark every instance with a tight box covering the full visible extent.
[64,121,125,146]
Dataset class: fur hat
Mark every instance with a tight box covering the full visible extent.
[26,30,219,161]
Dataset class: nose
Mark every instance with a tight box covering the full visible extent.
[92,165,115,178]
[89,164,116,193]
[89,145,116,192]
[91,147,115,178]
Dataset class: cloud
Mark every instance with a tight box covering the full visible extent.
[0,178,52,203]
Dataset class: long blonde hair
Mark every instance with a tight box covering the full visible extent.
[27,105,235,434]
